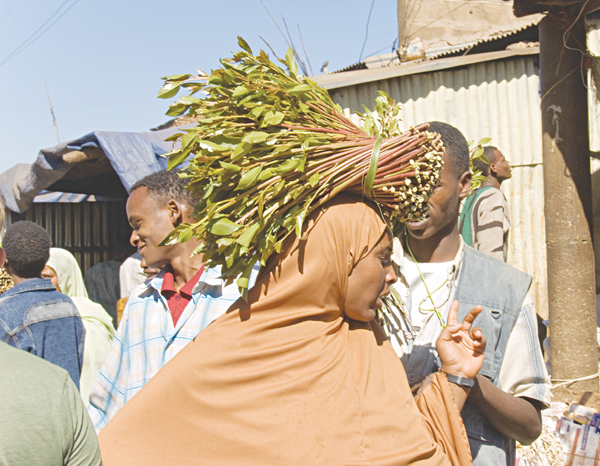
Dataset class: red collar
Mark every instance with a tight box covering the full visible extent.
[161,265,204,297]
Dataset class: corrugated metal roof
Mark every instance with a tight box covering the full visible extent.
[314,47,540,90]
[326,53,548,318]
[330,14,541,74]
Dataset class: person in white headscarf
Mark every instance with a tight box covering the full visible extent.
[42,248,115,406]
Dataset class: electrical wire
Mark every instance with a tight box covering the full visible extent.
[358,0,376,62]
[363,40,398,60]
[0,0,81,69]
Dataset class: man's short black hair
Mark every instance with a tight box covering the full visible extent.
[129,169,197,210]
[473,146,499,177]
[3,221,51,278]
[428,121,470,179]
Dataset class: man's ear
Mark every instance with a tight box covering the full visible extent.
[0,249,6,268]
[166,200,184,227]
[489,162,498,178]
[458,171,472,199]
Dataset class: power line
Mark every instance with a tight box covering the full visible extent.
[358,0,376,62]
[0,0,71,66]
[363,40,398,60]
[0,0,81,69]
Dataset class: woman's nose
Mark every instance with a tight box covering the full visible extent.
[386,264,398,285]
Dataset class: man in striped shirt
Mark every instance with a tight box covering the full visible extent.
[458,146,512,261]
[88,170,252,431]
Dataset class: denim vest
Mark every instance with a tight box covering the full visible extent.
[454,246,532,466]
[0,278,85,389]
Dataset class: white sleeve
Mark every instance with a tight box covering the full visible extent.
[497,293,551,405]
[119,253,146,298]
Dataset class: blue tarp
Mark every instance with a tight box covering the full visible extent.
[0,127,184,213]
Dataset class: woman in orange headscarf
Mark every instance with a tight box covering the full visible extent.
[99,194,484,465]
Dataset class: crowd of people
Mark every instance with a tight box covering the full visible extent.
[0,121,550,465]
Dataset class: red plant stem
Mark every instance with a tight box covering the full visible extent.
[374,138,424,170]
[305,145,373,177]
[375,148,425,178]
[280,124,359,137]
[304,101,363,134]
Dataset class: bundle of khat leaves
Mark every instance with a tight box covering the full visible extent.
[157,37,444,296]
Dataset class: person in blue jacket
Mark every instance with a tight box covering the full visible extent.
[0,220,84,388]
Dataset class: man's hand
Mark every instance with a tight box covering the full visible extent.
[436,301,486,379]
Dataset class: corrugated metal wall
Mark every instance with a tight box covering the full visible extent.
[329,55,548,318]
[7,201,131,274]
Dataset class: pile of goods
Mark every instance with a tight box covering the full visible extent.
[157,38,445,296]
[517,402,600,465]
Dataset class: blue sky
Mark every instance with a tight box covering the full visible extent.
[0,0,398,173]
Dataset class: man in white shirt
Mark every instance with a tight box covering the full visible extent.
[379,122,550,466]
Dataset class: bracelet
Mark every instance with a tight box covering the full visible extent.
[444,373,475,388]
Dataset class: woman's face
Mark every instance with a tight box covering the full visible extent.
[344,231,397,322]
[41,265,61,291]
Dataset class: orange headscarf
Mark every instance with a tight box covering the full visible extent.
[99,194,471,465]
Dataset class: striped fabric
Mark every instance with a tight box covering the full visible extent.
[461,187,510,262]
[87,265,251,432]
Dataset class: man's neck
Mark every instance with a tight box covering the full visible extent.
[480,177,500,189]
[11,275,35,286]
[169,243,204,291]
[406,226,461,263]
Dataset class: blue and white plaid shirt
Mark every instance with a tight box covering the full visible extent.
[87,265,254,431]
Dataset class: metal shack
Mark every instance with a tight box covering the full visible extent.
[0,127,181,272]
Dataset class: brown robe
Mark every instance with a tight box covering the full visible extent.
[99,194,472,465]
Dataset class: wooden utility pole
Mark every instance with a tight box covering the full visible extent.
[539,15,598,392]
[44,84,60,144]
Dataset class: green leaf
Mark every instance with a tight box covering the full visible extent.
[309,172,320,187]
[258,194,264,218]
[297,155,306,173]
[236,259,257,297]
[471,148,485,160]
[166,103,188,117]
[231,141,251,161]
[203,184,215,199]
[232,85,250,98]
[477,137,492,146]
[181,131,199,149]
[262,110,285,126]
[272,143,292,154]
[160,73,192,81]
[179,95,202,105]
[199,140,227,152]
[285,48,298,76]
[210,218,241,235]
[167,148,191,170]
[295,211,306,238]
[363,137,383,199]
[248,106,265,120]
[242,131,269,144]
[237,223,260,247]
[237,36,253,54]
[257,168,274,181]
[178,227,194,243]
[164,132,183,142]
[219,161,241,172]
[288,84,312,96]
[274,158,300,175]
[157,82,181,99]
[236,165,262,190]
